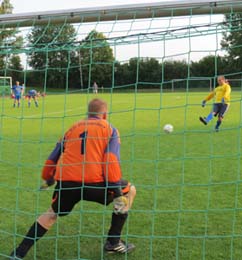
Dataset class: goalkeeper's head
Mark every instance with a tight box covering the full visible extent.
[88,98,108,120]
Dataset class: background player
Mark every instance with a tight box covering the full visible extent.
[26,89,39,107]
[11,81,24,108]
[199,75,231,132]
[10,98,136,259]
[93,81,98,94]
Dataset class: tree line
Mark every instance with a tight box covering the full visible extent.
[0,0,242,90]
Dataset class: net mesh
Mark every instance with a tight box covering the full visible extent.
[1,2,242,260]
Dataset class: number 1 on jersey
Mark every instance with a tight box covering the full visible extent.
[80,131,88,155]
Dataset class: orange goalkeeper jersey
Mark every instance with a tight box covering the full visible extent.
[44,117,122,184]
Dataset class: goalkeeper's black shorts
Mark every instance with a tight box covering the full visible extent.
[51,180,130,216]
[213,103,229,118]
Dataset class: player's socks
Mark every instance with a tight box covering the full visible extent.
[35,101,38,107]
[10,222,48,258]
[215,120,221,131]
[107,213,128,245]
[13,103,15,108]
[205,112,213,123]
[28,102,30,107]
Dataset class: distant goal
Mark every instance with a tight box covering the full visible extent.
[0,76,12,96]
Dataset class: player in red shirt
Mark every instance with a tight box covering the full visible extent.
[10,98,136,259]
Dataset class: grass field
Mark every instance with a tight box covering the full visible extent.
[0,91,242,260]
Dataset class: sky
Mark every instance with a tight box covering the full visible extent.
[8,0,225,62]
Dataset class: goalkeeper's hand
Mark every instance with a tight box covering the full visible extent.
[39,178,55,190]
[201,100,206,107]
[113,196,128,214]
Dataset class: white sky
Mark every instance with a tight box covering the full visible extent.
[9,0,225,62]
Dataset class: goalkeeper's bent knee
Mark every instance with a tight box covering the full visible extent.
[37,208,57,230]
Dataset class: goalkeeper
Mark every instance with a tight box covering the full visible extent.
[199,75,231,132]
[10,98,136,259]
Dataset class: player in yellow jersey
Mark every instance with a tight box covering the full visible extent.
[199,75,231,132]
[10,98,136,259]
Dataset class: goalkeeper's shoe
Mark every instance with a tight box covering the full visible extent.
[199,116,207,125]
[9,251,23,260]
[104,240,135,254]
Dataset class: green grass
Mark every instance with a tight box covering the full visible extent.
[1,91,242,260]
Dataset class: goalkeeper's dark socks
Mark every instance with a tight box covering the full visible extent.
[13,221,48,258]
[107,213,128,245]
[215,120,222,130]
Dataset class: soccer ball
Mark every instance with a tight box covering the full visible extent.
[163,124,173,133]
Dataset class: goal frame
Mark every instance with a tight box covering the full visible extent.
[0,76,12,95]
[0,0,242,27]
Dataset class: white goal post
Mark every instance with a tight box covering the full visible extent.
[0,0,241,26]
[0,76,12,95]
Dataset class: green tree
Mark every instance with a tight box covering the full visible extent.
[115,57,162,88]
[80,30,115,88]
[0,0,13,14]
[28,24,77,88]
[7,55,23,82]
[0,0,23,76]
[138,57,162,86]
[162,60,188,81]
[156,60,188,89]
[114,61,134,87]
[191,55,228,78]
[221,13,242,73]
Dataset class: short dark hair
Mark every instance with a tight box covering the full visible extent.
[88,98,107,116]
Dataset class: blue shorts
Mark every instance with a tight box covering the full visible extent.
[213,103,229,118]
[15,94,21,100]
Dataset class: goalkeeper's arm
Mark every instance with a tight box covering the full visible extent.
[204,91,215,102]
[102,128,122,191]
[102,127,129,213]
[41,139,63,182]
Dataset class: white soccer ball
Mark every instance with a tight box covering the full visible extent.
[163,124,173,133]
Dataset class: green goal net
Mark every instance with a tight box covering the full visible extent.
[0,76,12,95]
[1,1,242,259]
